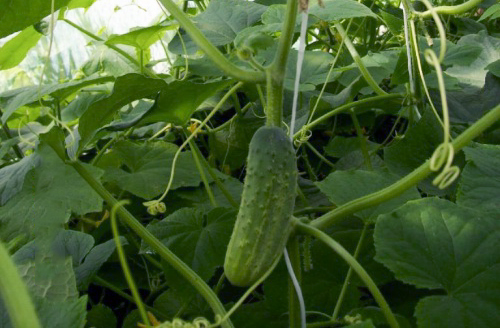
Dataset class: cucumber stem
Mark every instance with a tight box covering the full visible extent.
[311,104,500,230]
[296,222,399,328]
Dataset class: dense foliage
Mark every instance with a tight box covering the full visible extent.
[0,0,499,327]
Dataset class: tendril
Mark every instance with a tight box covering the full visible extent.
[293,129,312,147]
[419,0,447,62]
[430,143,460,189]
[143,83,243,215]
[424,49,460,189]
[138,314,213,328]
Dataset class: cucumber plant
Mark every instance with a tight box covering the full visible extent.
[0,0,499,327]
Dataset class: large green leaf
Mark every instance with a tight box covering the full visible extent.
[309,0,376,21]
[139,79,233,126]
[5,248,88,328]
[486,59,500,78]
[169,0,267,54]
[0,144,102,240]
[106,25,176,50]
[457,143,500,213]
[316,169,420,221]
[0,0,71,38]
[74,238,124,290]
[81,44,137,77]
[78,74,168,149]
[13,230,94,267]
[99,140,211,199]
[61,92,107,122]
[0,26,41,70]
[431,73,500,124]
[0,75,114,123]
[18,257,79,301]
[375,198,500,328]
[445,31,500,87]
[478,3,500,21]
[384,110,447,195]
[86,304,117,328]
[143,207,236,281]
[212,115,263,169]
[0,153,39,205]
[153,289,210,320]
[324,136,379,158]
[175,176,243,210]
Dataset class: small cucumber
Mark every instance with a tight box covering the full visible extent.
[224,126,297,287]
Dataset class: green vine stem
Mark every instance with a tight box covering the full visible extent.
[295,93,404,139]
[110,201,150,327]
[415,0,485,18]
[331,224,368,320]
[349,110,372,170]
[304,142,335,168]
[0,241,41,328]
[295,221,399,328]
[333,22,387,96]
[69,161,234,328]
[188,139,239,208]
[157,0,265,83]
[266,0,299,127]
[187,137,218,207]
[144,82,243,214]
[61,18,158,78]
[286,237,304,328]
[311,104,500,230]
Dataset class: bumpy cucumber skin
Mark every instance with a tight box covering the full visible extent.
[224,126,297,287]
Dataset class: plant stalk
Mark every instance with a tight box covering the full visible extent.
[296,222,399,328]
[296,93,404,138]
[311,104,500,230]
[69,161,234,328]
[333,22,387,96]
[266,0,299,127]
[287,237,303,328]
[157,0,265,83]
[416,0,485,17]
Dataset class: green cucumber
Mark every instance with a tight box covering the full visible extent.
[224,126,297,287]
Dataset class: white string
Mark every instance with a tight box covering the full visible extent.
[289,10,309,140]
[284,7,309,328]
[284,247,307,328]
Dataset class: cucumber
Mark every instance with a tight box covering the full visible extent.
[224,126,297,287]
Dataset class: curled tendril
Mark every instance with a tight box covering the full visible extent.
[423,49,461,189]
[143,82,244,215]
[293,128,312,147]
[143,200,166,216]
[418,0,447,62]
[138,316,213,328]
[430,143,460,189]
